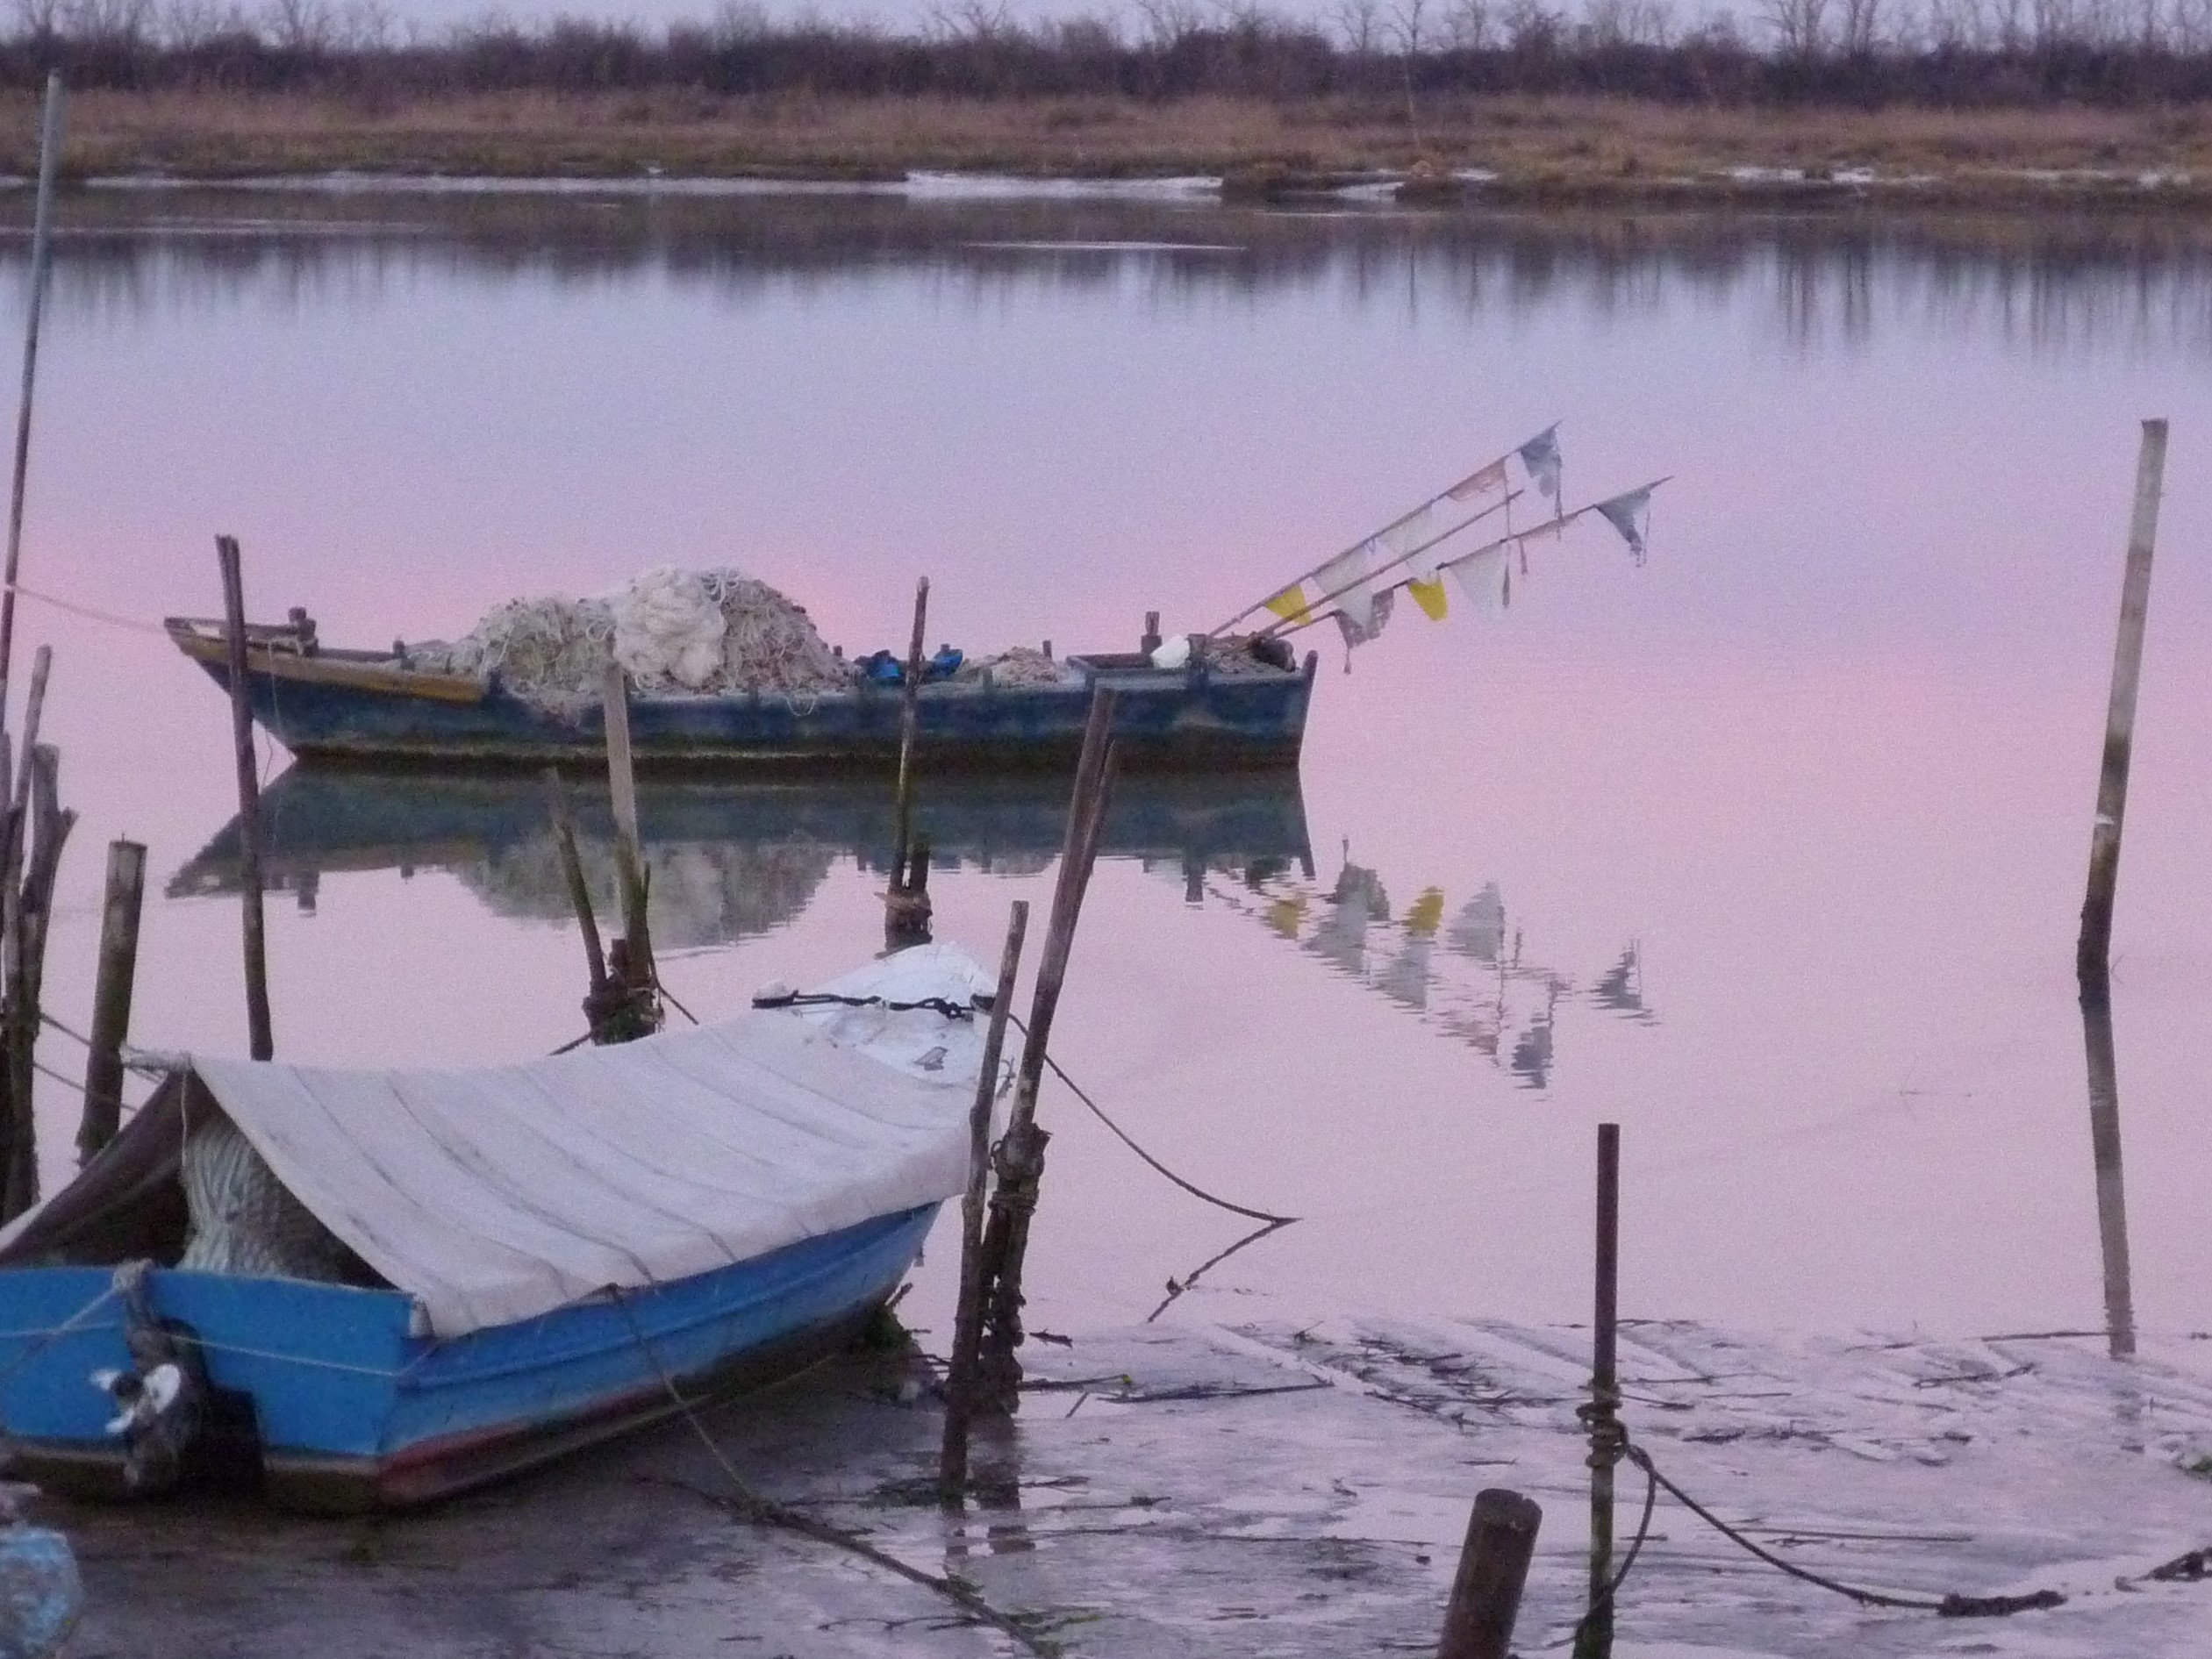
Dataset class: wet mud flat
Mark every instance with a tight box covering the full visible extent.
[41,1319,2212,1657]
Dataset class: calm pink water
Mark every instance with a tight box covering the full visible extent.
[11,192,2211,1340]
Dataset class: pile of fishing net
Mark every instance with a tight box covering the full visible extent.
[952,646,1074,689]
[408,567,850,719]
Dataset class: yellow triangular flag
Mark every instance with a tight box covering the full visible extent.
[1407,577,1449,621]
[1263,583,1312,626]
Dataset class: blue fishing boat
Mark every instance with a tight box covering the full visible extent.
[165,616,1316,772]
[0,947,991,1513]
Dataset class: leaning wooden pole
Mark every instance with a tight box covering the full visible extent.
[939,897,1030,1502]
[974,690,1118,1410]
[2079,418,2167,993]
[597,666,660,1040]
[0,71,63,741]
[75,837,145,1162]
[216,535,273,1061]
[2080,993,2136,1360]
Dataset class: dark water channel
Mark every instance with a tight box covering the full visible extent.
[7,183,2210,1345]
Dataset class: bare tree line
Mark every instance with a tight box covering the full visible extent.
[14,0,2212,96]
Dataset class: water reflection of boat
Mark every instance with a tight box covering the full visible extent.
[170,768,1314,948]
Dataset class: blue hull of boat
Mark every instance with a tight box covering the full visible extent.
[187,651,1315,771]
[0,1205,934,1512]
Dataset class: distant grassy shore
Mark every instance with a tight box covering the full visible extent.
[10,89,2212,208]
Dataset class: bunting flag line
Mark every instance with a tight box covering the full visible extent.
[1334,586,1395,652]
[1383,504,1444,582]
[1263,583,1313,626]
[1516,425,1562,510]
[1407,576,1449,620]
[1594,485,1653,563]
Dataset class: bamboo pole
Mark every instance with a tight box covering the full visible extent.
[599,666,651,969]
[2080,993,2136,1360]
[939,897,1030,1502]
[0,72,64,742]
[2078,419,2167,988]
[75,837,144,1163]
[974,689,1119,1409]
[216,536,273,1061]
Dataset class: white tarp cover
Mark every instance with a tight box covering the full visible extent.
[184,945,996,1339]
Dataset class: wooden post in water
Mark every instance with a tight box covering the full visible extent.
[974,689,1118,1411]
[597,667,660,1040]
[886,578,930,941]
[4,742,71,1218]
[1438,1488,1543,1659]
[940,897,1030,1502]
[542,770,611,1029]
[0,72,64,742]
[76,837,145,1162]
[2080,995,2136,1359]
[216,536,273,1061]
[1575,1122,1621,1659]
[2078,418,2167,990]
[0,645,51,955]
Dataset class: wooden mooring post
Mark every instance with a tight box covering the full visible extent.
[1574,1121,1621,1659]
[595,669,661,1042]
[2080,995,2136,1360]
[1438,1488,1543,1659]
[2078,418,2167,992]
[939,897,1030,1502]
[1,736,69,1219]
[75,837,145,1163]
[973,689,1119,1410]
[216,536,273,1061]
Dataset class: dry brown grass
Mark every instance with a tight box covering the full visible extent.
[4,88,2209,203]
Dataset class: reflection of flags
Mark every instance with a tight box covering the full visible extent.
[1317,547,1377,632]
[1595,486,1653,562]
[1516,425,1562,508]
[1407,577,1448,620]
[1333,586,1395,649]
[1447,458,1509,502]
[1406,886,1445,936]
[1447,545,1507,617]
[1263,583,1312,626]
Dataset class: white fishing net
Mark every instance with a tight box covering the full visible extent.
[409,567,851,719]
[953,647,1074,689]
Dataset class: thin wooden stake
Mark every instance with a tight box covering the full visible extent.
[76,837,145,1163]
[4,742,70,1218]
[1438,1488,1543,1659]
[599,665,652,971]
[940,897,1030,1502]
[0,72,64,741]
[1575,1122,1621,1659]
[216,535,273,1061]
[889,576,929,900]
[0,644,51,972]
[2079,418,2167,986]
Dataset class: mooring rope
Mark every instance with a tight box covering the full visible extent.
[751,989,979,1023]
[603,1285,1055,1656]
[1006,1013,1297,1226]
[2,581,168,638]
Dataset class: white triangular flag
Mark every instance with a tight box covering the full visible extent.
[1334,586,1395,650]
[1447,545,1508,618]
[1317,546,1377,633]
[1381,504,1442,581]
